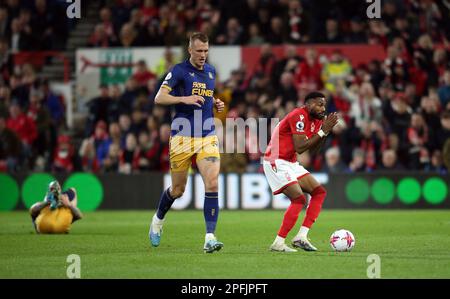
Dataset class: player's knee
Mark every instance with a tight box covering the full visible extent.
[312,185,327,197]
[205,178,218,192]
[170,185,186,199]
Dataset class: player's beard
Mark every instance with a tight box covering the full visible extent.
[310,111,326,120]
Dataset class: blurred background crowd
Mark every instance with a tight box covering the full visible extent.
[0,0,449,174]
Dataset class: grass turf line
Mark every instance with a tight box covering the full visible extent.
[1,210,449,278]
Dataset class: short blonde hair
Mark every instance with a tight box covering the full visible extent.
[189,32,209,47]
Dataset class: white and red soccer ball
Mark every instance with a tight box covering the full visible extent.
[330,229,356,252]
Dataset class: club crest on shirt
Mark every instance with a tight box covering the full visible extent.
[296,121,305,132]
[165,72,172,80]
[189,72,195,77]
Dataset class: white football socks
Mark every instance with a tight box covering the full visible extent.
[205,233,216,241]
[274,235,285,244]
[297,226,309,239]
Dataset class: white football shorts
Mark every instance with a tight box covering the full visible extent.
[263,159,310,195]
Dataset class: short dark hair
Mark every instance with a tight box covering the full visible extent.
[189,32,209,46]
[304,91,326,103]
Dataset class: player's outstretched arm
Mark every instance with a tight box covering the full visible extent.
[155,87,205,107]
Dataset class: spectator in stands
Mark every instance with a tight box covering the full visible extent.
[433,110,450,153]
[322,147,346,173]
[341,81,383,128]
[86,84,112,136]
[425,150,447,174]
[119,77,139,114]
[41,79,65,129]
[18,8,32,43]
[271,45,302,90]
[323,18,343,44]
[420,95,441,140]
[247,23,265,45]
[97,122,121,166]
[136,130,151,171]
[0,115,22,172]
[89,24,113,48]
[9,17,32,52]
[378,149,404,171]
[140,0,159,25]
[31,0,55,50]
[0,6,10,38]
[286,0,309,43]
[295,48,322,93]
[130,108,146,135]
[0,84,11,117]
[254,44,276,78]
[6,101,37,149]
[322,49,352,92]
[346,17,367,43]
[0,38,12,83]
[27,88,51,162]
[347,148,366,172]
[216,17,244,45]
[153,48,177,79]
[118,113,132,147]
[78,134,99,173]
[8,75,26,110]
[276,72,298,107]
[52,135,74,173]
[266,16,286,45]
[119,132,139,174]
[383,92,412,145]
[407,113,430,169]
[438,70,450,108]
[98,7,117,45]
[106,84,122,123]
[119,23,138,47]
[102,143,120,173]
[132,60,156,87]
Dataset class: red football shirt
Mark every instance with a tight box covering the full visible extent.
[264,107,323,163]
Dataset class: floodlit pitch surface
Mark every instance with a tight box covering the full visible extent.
[1,210,449,278]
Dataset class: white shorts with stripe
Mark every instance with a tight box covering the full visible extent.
[263,159,310,195]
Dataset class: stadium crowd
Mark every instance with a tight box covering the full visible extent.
[1,0,450,174]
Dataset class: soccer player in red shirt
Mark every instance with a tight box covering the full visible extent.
[263,91,338,252]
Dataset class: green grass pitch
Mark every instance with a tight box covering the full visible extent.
[1,210,450,278]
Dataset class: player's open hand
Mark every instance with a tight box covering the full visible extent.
[322,112,339,134]
[214,98,225,112]
[181,95,205,107]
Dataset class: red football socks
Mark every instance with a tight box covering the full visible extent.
[277,194,306,238]
[302,186,327,228]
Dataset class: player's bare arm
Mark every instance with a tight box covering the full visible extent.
[293,112,338,155]
[155,87,205,107]
[29,201,50,220]
[60,194,83,222]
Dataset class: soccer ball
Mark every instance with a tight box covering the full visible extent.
[330,229,355,252]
